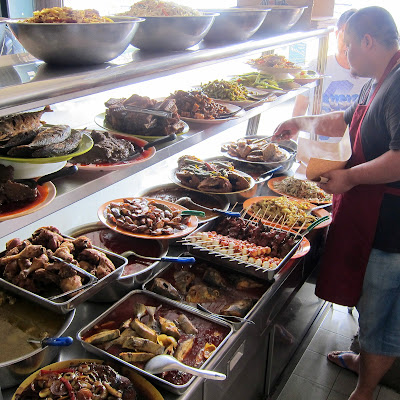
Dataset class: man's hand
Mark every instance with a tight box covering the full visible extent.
[272,119,301,141]
[318,169,355,194]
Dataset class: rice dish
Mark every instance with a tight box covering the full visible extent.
[23,7,114,23]
[119,0,202,17]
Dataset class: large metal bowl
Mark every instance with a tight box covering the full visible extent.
[202,8,270,43]
[6,17,144,65]
[245,5,307,35]
[0,303,75,389]
[113,13,218,51]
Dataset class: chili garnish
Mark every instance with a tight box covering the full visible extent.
[60,377,76,400]
[40,368,74,375]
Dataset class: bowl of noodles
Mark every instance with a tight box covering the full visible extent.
[7,7,144,65]
[113,0,218,51]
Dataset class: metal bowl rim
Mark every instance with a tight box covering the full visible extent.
[7,17,145,25]
[0,308,75,368]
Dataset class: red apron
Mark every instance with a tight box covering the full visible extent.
[315,50,400,307]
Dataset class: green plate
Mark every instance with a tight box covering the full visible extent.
[0,132,93,164]
[94,112,189,141]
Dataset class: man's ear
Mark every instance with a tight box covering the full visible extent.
[362,33,374,50]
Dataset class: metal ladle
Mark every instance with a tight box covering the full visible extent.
[175,197,241,218]
[120,250,195,264]
[144,354,226,380]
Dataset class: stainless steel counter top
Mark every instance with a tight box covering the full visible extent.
[0,28,332,116]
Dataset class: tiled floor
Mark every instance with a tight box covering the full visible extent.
[275,304,400,400]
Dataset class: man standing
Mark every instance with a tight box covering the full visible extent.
[273,7,400,400]
[292,9,368,118]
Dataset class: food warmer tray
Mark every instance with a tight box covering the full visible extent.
[77,289,233,394]
[0,234,127,314]
[181,217,307,281]
[142,254,273,330]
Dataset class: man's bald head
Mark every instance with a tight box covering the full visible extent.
[345,6,399,49]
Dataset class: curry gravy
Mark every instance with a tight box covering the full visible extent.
[0,291,65,363]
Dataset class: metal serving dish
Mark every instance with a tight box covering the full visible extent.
[182,217,310,281]
[77,289,232,394]
[201,8,269,43]
[113,13,218,51]
[138,183,230,224]
[143,255,272,329]
[66,222,168,302]
[220,137,297,172]
[7,17,144,65]
[0,232,127,313]
[0,290,75,389]
[246,5,307,35]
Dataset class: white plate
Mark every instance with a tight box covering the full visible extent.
[0,160,67,179]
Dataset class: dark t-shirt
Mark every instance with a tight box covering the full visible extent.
[344,64,400,252]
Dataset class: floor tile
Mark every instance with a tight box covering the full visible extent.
[308,328,353,356]
[321,310,359,338]
[327,391,348,400]
[377,387,400,400]
[331,369,358,396]
[294,350,340,387]
[332,369,380,399]
[277,374,331,400]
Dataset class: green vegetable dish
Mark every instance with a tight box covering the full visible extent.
[200,79,249,101]
[235,72,284,91]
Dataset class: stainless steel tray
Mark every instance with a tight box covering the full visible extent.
[66,222,168,302]
[142,254,273,330]
[0,234,127,314]
[77,289,233,394]
[181,218,307,281]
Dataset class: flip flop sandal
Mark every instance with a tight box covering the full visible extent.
[327,351,357,370]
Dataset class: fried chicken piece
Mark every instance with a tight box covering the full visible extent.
[53,240,75,262]
[60,275,82,293]
[31,227,64,251]
[0,244,45,265]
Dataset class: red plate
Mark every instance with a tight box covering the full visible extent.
[98,197,198,240]
[0,182,56,221]
[70,134,155,170]
[292,237,311,259]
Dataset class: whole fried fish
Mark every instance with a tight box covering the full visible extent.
[7,125,72,157]
[32,129,82,157]
[0,106,52,142]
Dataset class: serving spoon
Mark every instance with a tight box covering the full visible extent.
[144,354,226,380]
[27,336,73,347]
[120,250,195,264]
[197,303,254,324]
[175,197,241,218]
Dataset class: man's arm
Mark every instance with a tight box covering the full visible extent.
[292,94,309,117]
[320,150,400,193]
[273,111,347,140]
